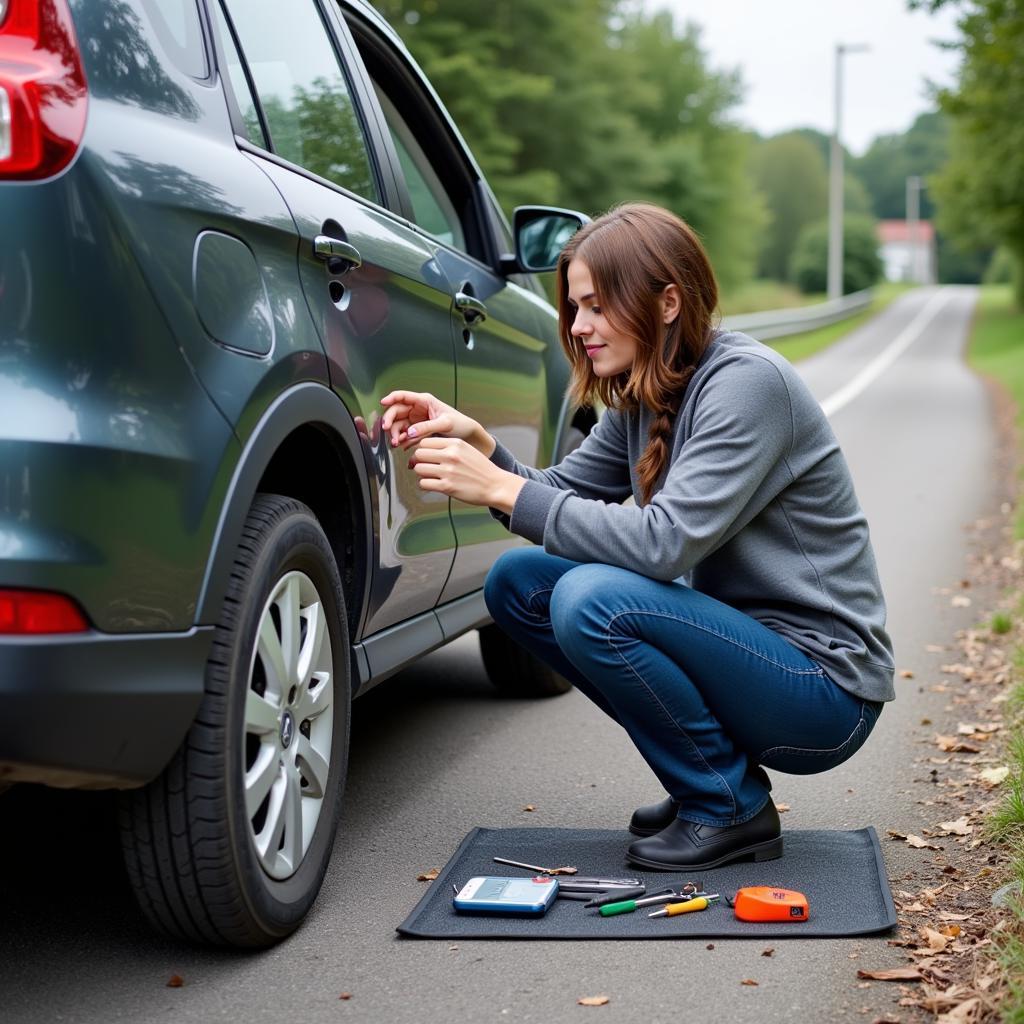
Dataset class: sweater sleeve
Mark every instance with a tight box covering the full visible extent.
[508,355,796,579]
[487,407,633,528]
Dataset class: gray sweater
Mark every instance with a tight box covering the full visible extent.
[489,329,895,703]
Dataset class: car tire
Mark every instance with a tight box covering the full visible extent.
[119,493,351,947]
[478,623,573,698]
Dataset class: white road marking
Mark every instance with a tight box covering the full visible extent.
[820,288,954,419]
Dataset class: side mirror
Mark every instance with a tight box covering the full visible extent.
[501,206,590,274]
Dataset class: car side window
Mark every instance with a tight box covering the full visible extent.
[140,0,208,80]
[373,85,464,251]
[346,19,486,262]
[209,2,266,147]
[222,0,379,203]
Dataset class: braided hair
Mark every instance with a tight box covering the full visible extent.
[556,203,719,505]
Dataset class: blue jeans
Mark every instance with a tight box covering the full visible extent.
[483,548,882,828]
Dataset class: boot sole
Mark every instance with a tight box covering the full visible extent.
[628,823,669,838]
[626,835,783,872]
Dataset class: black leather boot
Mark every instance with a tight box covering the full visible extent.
[628,796,681,837]
[626,800,783,871]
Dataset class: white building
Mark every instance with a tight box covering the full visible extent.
[877,220,937,284]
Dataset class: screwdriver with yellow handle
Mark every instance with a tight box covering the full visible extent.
[648,894,721,917]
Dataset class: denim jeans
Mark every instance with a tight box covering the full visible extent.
[483,548,882,828]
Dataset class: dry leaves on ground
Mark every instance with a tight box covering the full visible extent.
[166,975,185,988]
[417,868,440,881]
[577,995,609,1006]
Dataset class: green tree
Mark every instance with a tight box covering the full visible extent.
[913,0,1024,304]
[751,132,829,280]
[853,111,948,220]
[373,1,766,292]
[790,216,883,294]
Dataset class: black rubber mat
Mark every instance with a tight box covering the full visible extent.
[397,826,896,939]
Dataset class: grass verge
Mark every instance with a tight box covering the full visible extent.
[967,284,1024,1019]
[767,281,914,364]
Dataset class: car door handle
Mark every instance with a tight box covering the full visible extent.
[454,291,487,325]
[313,235,362,273]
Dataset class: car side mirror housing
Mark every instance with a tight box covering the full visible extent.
[500,206,590,275]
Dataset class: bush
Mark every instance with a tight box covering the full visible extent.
[789,216,883,295]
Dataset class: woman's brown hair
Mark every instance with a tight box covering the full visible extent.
[556,202,719,505]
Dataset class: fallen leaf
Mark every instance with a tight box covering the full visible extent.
[774,803,790,813]
[937,817,972,836]
[546,865,579,876]
[577,996,609,1007]
[934,735,980,754]
[978,766,1010,786]
[906,834,941,850]
[522,804,536,812]
[857,967,923,981]
[740,979,759,986]
[935,996,982,1022]
[761,948,775,957]
[921,926,951,951]
[417,868,440,882]
[167,975,184,988]
[937,912,973,922]
[939,924,961,938]
[338,993,352,1001]
[950,595,971,607]
[921,718,933,725]
[706,943,715,950]
[901,901,927,913]
[900,669,915,678]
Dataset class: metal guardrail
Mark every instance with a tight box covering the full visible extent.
[720,288,874,341]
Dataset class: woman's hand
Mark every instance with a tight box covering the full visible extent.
[410,437,526,513]
[379,390,494,455]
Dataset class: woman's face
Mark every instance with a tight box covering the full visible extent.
[566,259,638,378]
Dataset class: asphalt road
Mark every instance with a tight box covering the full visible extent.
[0,285,996,1023]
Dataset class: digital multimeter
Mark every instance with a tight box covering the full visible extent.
[453,876,559,915]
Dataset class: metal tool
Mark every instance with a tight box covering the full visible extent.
[598,885,705,917]
[492,857,577,876]
[583,886,647,909]
[648,894,721,918]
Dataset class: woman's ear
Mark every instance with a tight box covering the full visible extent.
[660,283,682,325]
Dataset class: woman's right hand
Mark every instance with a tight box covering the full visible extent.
[379,390,493,454]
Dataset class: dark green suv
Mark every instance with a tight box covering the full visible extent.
[0,0,590,947]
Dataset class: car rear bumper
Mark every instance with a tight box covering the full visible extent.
[0,627,214,789]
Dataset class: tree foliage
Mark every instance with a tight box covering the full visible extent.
[790,216,883,295]
[371,0,765,291]
[751,132,829,281]
[918,0,1024,304]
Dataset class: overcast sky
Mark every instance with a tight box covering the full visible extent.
[642,0,963,155]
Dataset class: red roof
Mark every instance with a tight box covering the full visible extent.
[877,220,935,243]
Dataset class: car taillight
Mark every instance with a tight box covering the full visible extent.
[0,589,89,634]
[0,0,87,180]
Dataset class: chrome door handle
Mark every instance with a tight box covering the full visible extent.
[454,291,487,325]
[313,235,362,273]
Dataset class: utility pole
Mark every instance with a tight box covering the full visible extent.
[827,42,870,300]
[906,175,923,283]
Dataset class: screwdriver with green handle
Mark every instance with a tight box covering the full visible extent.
[598,887,705,916]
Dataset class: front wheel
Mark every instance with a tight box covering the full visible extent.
[119,494,351,947]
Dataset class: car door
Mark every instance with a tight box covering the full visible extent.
[338,5,554,607]
[214,0,458,636]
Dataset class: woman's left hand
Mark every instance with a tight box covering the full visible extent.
[410,437,525,513]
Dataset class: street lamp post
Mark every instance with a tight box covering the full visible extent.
[827,42,870,301]
[906,175,923,283]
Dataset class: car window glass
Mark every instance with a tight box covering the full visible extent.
[140,0,208,80]
[373,84,463,250]
[224,0,378,202]
[210,2,266,147]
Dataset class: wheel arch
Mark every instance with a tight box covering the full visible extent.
[196,384,374,643]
